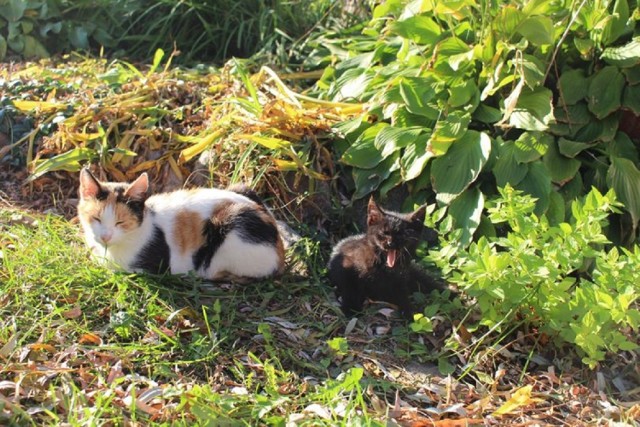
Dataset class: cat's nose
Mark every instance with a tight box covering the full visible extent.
[100,232,113,244]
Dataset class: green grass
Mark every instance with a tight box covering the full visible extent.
[2,207,637,425]
[0,208,407,425]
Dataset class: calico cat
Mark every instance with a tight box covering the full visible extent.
[77,168,285,282]
[328,197,443,319]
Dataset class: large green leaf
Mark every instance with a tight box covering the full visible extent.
[431,130,491,204]
[434,37,470,70]
[448,79,477,108]
[449,187,484,247]
[331,68,374,101]
[341,123,388,168]
[0,0,26,22]
[588,66,624,119]
[558,69,589,105]
[0,35,6,60]
[574,115,619,143]
[517,16,554,46]
[515,161,551,216]
[374,126,424,158]
[543,139,581,184]
[523,0,554,15]
[607,157,640,226]
[518,54,546,88]
[607,132,638,163]
[30,148,95,181]
[427,111,471,156]
[493,6,523,36]
[401,134,433,181]
[601,0,630,46]
[623,85,640,115]
[22,35,49,58]
[352,152,400,199]
[392,106,434,128]
[398,76,439,119]
[558,137,595,158]
[601,37,640,68]
[547,190,566,225]
[473,103,502,124]
[509,88,554,131]
[493,141,528,187]
[623,66,640,85]
[391,15,441,45]
[554,102,591,130]
[513,131,550,163]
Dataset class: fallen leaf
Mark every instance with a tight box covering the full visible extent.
[0,334,18,359]
[62,306,82,319]
[28,343,56,353]
[492,385,544,416]
[344,317,358,335]
[78,333,102,345]
[303,403,331,419]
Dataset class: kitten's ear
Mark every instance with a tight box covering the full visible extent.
[410,204,427,224]
[367,196,383,226]
[125,173,149,200]
[79,168,102,200]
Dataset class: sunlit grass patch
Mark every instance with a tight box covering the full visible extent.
[0,209,384,425]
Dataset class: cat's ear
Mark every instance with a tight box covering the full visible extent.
[79,168,102,200]
[367,196,383,226]
[410,204,427,224]
[125,173,149,200]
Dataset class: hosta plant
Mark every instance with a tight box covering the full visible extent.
[312,0,640,244]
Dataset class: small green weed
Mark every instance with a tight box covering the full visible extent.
[431,186,640,367]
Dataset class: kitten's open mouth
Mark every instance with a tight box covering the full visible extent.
[386,249,397,268]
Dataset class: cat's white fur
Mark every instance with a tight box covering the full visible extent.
[79,171,283,280]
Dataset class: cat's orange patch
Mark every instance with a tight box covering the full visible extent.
[210,200,236,226]
[78,193,140,231]
[275,236,286,274]
[114,201,141,231]
[174,210,205,255]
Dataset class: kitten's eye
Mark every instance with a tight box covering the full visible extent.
[92,216,101,223]
[116,221,125,226]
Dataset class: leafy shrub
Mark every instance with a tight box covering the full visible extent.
[0,0,112,60]
[430,186,640,367]
[311,0,640,243]
[0,0,346,64]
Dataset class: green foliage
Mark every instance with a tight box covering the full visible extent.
[0,0,344,64]
[312,0,640,243]
[0,0,126,60]
[430,186,640,367]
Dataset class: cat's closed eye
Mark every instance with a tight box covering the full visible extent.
[92,216,101,223]
[116,221,125,226]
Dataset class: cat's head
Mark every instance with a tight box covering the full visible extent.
[366,197,426,268]
[77,168,149,248]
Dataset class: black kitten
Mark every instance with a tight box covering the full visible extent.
[328,197,444,319]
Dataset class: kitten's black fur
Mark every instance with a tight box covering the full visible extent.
[328,197,444,319]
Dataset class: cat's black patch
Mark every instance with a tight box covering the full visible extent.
[125,199,145,224]
[111,187,146,223]
[96,187,110,201]
[193,220,227,271]
[192,207,277,271]
[133,226,171,274]
[234,209,278,245]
